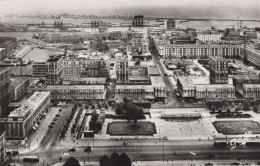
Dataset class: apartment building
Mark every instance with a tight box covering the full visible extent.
[46,56,63,85]
[162,44,240,59]
[209,56,228,84]
[28,85,106,104]
[115,85,155,101]
[0,67,10,117]
[197,30,223,42]
[10,77,30,101]
[32,61,46,78]
[243,84,260,99]
[5,92,50,139]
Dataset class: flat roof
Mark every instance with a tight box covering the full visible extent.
[150,76,166,87]
[47,85,105,90]
[8,92,50,118]
[10,77,30,87]
[148,65,161,75]
[243,84,260,88]
[178,77,195,87]
[209,56,227,62]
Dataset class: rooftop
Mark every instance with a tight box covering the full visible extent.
[209,56,227,62]
[150,76,166,87]
[148,65,161,75]
[178,77,195,87]
[10,77,30,87]
[47,85,105,90]
[8,92,50,118]
[47,56,62,63]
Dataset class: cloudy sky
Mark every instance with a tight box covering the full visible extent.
[0,0,259,19]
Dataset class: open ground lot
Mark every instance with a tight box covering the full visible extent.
[107,121,157,136]
[213,120,260,135]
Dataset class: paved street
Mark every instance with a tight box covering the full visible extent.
[148,39,204,108]
[15,141,260,165]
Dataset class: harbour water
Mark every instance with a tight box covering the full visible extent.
[1,16,260,75]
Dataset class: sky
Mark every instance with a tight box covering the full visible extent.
[0,0,259,19]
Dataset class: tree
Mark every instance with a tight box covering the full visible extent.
[243,101,250,111]
[211,106,216,113]
[99,155,110,166]
[126,104,145,127]
[109,152,120,166]
[119,153,132,166]
[63,157,80,166]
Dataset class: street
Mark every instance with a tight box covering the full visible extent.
[148,39,204,108]
[16,142,260,165]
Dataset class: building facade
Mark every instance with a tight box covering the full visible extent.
[0,67,10,117]
[115,85,154,101]
[28,85,106,104]
[116,56,129,85]
[0,48,6,61]
[5,92,50,139]
[63,57,108,84]
[243,84,260,99]
[46,56,63,85]
[32,61,46,78]
[209,56,228,84]
[161,43,241,59]
[195,84,236,99]
[240,47,260,68]
[0,37,18,57]
[0,131,6,165]
[197,30,222,42]
[10,77,30,101]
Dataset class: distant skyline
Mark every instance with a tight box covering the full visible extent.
[0,0,259,19]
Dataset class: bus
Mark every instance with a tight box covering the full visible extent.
[23,156,39,162]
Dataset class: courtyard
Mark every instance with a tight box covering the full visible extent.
[107,121,157,136]
[213,121,260,135]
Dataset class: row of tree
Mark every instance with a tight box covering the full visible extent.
[71,106,83,134]
[89,110,105,133]
[100,152,132,166]
[61,104,78,139]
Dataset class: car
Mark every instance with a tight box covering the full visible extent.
[51,122,55,125]
[55,114,60,117]
[84,146,91,152]
[54,117,59,121]
[69,148,76,153]
[164,74,168,76]
[48,125,54,128]
[12,151,19,157]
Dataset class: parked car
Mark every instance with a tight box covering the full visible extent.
[84,146,91,152]
[69,148,76,153]
[12,151,19,157]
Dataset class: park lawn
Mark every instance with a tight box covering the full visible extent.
[107,121,157,136]
[213,121,260,135]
